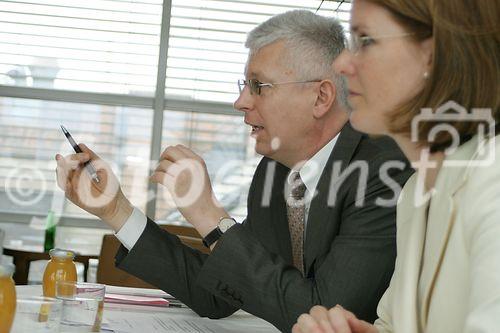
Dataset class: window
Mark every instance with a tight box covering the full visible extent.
[156,110,258,223]
[0,0,350,235]
[0,96,152,218]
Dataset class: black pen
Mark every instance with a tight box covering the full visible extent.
[166,301,185,308]
[60,125,100,183]
[167,302,184,308]
[159,297,185,308]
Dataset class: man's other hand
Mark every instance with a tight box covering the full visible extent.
[150,144,228,237]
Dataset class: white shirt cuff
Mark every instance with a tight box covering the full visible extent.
[115,207,147,251]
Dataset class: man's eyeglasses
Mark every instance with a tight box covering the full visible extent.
[347,32,415,55]
[237,79,322,96]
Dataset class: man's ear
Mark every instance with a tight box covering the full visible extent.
[313,79,336,118]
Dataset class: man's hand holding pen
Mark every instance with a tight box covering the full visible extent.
[55,144,133,232]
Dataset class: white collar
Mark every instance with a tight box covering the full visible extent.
[291,134,340,197]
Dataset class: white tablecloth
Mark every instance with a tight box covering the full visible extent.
[15,285,280,333]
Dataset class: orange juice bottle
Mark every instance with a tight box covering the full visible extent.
[0,263,16,333]
[42,248,77,297]
[39,249,78,322]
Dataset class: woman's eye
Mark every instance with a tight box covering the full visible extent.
[360,36,375,47]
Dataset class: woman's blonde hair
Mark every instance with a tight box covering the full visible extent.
[369,0,499,152]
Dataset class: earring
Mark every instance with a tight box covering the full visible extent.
[423,71,429,79]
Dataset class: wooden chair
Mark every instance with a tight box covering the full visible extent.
[96,224,208,288]
[162,224,202,239]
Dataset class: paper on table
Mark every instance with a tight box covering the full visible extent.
[104,311,279,333]
[105,293,170,307]
[104,311,233,333]
[105,285,174,299]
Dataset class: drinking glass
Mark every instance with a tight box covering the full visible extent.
[55,281,105,332]
[11,296,63,333]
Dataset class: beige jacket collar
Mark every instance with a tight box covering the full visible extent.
[398,135,490,329]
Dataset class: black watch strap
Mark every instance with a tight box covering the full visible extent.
[202,227,223,248]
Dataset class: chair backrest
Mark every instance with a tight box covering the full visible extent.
[96,234,153,288]
[160,225,206,253]
[161,224,202,239]
[96,225,207,288]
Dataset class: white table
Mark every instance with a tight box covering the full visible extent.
[16,285,280,333]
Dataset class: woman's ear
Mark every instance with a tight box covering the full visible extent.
[313,79,336,118]
[420,37,434,71]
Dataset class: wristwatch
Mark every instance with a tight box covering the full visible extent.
[202,217,237,248]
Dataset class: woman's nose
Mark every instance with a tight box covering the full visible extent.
[333,49,356,77]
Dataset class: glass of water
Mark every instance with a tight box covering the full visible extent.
[55,281,105,332]
[11,296,63,333]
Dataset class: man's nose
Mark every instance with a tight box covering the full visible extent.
[234,85,254,113]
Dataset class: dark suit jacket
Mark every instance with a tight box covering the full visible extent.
[115,123,413,332]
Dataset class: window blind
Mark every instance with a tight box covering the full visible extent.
[166,0,351,104]
[0,0,163,96]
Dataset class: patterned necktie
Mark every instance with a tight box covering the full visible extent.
[286,171,307,275]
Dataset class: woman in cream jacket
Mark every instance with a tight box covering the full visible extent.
[292,0,499,332]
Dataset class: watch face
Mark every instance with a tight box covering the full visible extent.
[219,218,236,232]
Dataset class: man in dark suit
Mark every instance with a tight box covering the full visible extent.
[56,10,413,333]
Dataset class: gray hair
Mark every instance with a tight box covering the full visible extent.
[246,10,348,107]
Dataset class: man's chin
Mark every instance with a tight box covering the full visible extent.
[255,143,277,159]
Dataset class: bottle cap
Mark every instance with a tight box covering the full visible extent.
[49,248,76,260]
[0,263,16,277]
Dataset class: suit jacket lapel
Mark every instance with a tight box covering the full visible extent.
[418,136,481,326]
[303,123,363,274]
[418,190,456,328]
[271,161,294,264]
[392,181,429,333]
[251,159,293,263]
